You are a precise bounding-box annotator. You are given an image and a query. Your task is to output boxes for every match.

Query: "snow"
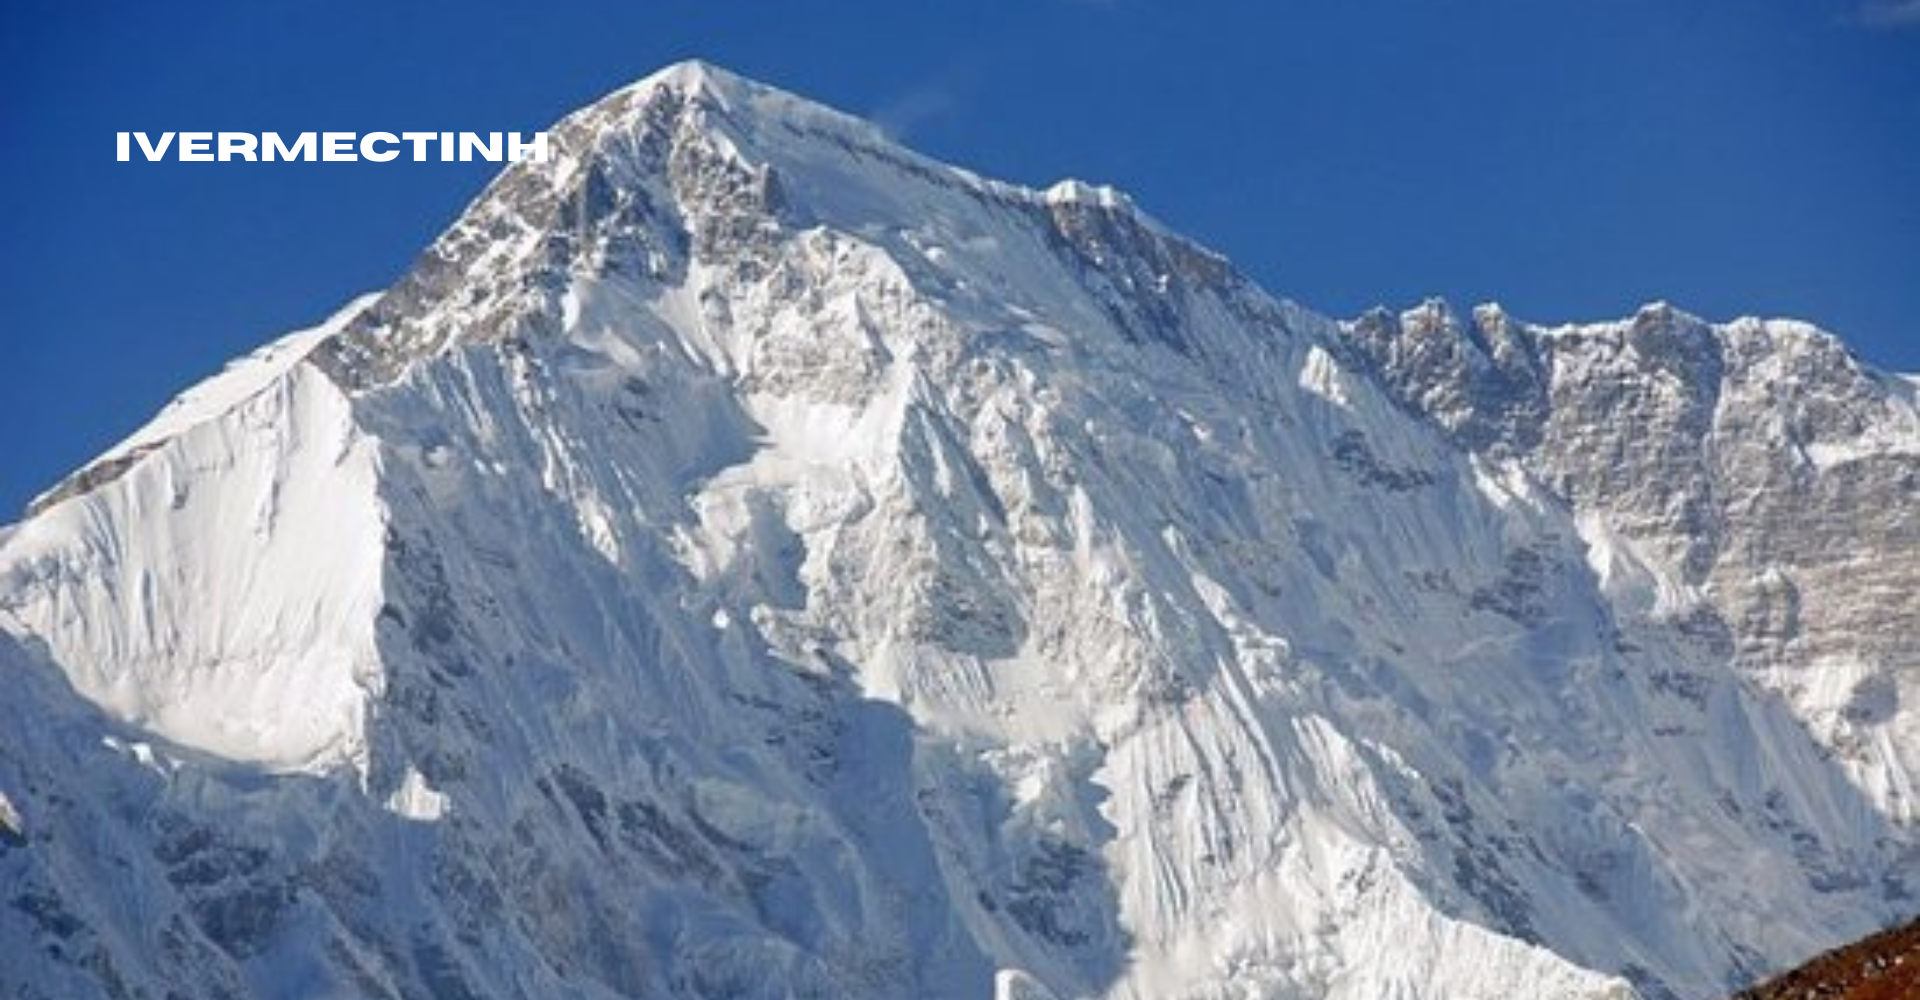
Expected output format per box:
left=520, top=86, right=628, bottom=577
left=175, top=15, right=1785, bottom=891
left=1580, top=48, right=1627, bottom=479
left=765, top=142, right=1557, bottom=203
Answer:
left=1044, top=179, right=1132, bottom=211
left=386, top=767, right=449, bottom=822
left=1573, top=509, right=1702, bottom=620
left=0, top=789, right=23, bottom=840
left=1802, top=413, right=1920, bottom=469
left=27, top=293, right=378, bottom=513
left=2, top=345, right=385, bottom=772
left=1298, top=343, right=1353, bottom=407
left=1, top=59, right=1914, bottom=1000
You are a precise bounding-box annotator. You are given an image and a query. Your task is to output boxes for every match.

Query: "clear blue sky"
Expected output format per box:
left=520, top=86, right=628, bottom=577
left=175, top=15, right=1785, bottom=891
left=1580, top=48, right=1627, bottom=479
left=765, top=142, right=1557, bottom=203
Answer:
left=3, top=0, right=1916, bottom=516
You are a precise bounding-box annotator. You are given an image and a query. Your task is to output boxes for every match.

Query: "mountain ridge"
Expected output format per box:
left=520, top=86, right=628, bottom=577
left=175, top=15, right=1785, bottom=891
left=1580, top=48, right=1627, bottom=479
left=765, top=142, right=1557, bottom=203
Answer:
left=34, top=63, right=1909, bottom=518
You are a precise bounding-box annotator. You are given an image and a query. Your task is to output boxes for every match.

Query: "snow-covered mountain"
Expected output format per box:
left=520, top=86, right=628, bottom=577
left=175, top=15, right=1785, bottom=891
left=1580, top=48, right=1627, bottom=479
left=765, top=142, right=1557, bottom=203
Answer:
left=2, top=61, right=1915, bottom=1000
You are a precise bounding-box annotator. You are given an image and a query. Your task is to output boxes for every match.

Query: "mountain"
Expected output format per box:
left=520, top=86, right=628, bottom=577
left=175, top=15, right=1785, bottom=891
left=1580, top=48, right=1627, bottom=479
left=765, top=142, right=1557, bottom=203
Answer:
left=2, top=61, right=1916, bottom=1000
left=1728, top=917, right=1918, bottom=1000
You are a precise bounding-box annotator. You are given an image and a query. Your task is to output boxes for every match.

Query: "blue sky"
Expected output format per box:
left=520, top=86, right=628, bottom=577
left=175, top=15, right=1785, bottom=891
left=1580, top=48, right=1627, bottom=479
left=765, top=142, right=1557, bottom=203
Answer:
left=2, top=0, right=1916, bottom=515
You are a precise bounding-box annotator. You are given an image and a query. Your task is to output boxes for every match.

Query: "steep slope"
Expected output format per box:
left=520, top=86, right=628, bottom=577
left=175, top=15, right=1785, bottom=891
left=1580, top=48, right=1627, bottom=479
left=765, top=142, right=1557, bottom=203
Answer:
left=2, top=61, right=1915, bottom=1000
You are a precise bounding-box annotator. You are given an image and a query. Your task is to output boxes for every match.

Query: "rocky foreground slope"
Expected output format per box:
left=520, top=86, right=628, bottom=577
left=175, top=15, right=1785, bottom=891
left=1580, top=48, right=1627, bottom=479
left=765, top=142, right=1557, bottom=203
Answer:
left=1729, top=917, right=1919, bottom=1000
left=2, top=62, right=1916, bottom=1000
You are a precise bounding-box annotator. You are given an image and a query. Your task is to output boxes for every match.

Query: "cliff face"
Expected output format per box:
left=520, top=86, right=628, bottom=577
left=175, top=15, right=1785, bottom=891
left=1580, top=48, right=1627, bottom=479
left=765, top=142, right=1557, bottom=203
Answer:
left=1, top=62, right=1914, bottom=1000
left=1344, top=301, right=1920, bottom=825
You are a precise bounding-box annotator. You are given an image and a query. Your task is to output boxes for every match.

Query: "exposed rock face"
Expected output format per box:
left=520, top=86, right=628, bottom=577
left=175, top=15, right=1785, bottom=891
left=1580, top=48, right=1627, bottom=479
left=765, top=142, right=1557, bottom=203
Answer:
left=1, top=61, right=1915, bottom=1000
left=1343, top=301, right=1920, bottom=826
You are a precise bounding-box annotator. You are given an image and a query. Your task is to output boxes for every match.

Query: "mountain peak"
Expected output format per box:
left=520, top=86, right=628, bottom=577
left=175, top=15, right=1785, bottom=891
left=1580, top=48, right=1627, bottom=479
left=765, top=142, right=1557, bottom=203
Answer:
left=586, top=58, right=889, bottom=163
left=633, top=57, right=747, bottom=96
left=7, top=64, right=1918, bottom=1000
left=308, top=60, right=1235, bottom=394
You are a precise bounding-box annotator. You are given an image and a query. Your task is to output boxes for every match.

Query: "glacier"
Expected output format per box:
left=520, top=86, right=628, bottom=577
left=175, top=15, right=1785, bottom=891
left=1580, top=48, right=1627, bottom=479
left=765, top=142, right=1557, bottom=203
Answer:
left=1, top=61, right=1915, bottom=1000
